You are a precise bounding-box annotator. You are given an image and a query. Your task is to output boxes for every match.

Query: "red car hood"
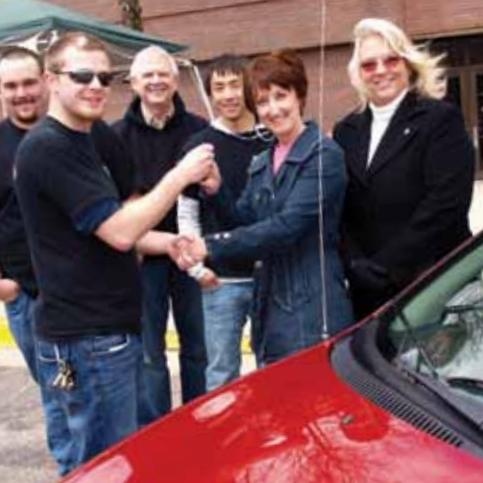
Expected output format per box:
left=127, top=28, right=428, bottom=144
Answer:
left=64, top=341, right=483, bottom=482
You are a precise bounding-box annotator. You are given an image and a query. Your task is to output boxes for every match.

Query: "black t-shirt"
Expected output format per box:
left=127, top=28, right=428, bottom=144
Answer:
left=0, top=119, right=37, bottom=295
left=91, top=119, right=135, bottom=201
left=0, top=118, right=135, bottom=298
left=15, top=117, right=141, bottom=340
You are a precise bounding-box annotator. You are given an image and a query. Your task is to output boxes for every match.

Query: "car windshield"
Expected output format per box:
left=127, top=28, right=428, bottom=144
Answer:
left=386, top=238, right=483, bottom=408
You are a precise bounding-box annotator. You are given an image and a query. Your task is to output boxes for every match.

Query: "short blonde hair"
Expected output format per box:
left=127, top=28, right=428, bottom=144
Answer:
left=45, top=32, right=110, bottom=73
left=347, top=18, right=446, bottom=108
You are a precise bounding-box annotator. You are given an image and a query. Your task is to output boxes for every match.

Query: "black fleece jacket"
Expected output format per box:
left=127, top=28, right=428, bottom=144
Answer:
left=112, top=94, right=207, bottom=233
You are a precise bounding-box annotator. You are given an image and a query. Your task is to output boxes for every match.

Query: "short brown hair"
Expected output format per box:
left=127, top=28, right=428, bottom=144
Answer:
left=45, top=32, right=110, bottom=73
left=0, top=46, right=44, bottom=74
left=248, top=50, right=308, bottom=112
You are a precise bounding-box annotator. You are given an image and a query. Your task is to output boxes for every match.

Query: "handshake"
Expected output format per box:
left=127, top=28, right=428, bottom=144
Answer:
left=167, top=235, right=220, bottom=289
left=166, top=234, right=220, bottom=288
left=167, top=233, right=208, bottom=271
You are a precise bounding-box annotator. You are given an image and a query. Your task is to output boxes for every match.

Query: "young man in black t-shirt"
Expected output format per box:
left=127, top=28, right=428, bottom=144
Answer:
left=15, top=32, right=217, bottom=473
left=0, top=48, right=79, bottom=472
left=0, top=46, right=149, bottom=476
left=178, top=55, right=272, bottom=391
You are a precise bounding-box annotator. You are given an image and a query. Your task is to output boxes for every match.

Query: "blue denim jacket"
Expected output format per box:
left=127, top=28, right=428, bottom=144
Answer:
left=206, top=121, right=353, bottom=343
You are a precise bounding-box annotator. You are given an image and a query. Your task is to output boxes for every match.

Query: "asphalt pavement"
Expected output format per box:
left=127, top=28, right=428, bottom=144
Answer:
left=0, top=349, right=58, bottom=482
left=0, top=343, right=255, bottom=483
left=0, top=347, right=183, bottom=483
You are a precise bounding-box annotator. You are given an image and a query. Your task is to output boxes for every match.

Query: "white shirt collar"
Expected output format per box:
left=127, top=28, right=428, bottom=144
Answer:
left=141, top=102, right=174, bottom=130
left=369, top=88, right=408, bottom=119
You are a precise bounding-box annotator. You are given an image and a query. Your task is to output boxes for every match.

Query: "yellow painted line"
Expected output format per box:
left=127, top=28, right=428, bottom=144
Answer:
left=166, top=329, right=252, bottom=353
left=0, top=316, right=16, bottom=348
left=166, top=329, right=179, bottom=351
left=1, top=317, right=252, bottom=354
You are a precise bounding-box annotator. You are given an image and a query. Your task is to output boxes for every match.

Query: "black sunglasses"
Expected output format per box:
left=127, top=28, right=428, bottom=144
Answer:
left=54, top=69, right=115, bottom=87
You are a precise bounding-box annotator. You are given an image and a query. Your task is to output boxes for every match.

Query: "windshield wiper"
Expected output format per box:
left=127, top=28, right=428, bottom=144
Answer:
left=399, top=365, right=483, bottom=430
left=396, top=309, right=483, bottom=430
left=397, top=309, right=439, bottom=379
left=446, top=377, right=483, bottom=392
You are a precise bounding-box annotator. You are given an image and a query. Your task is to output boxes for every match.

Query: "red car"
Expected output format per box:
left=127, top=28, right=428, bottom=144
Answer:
left=63, top=233, right=483, bottom=482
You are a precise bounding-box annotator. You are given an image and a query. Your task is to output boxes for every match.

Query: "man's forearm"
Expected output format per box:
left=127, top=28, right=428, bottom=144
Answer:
left=96, top=169, right=186, bottom=251
left=136, top=231, right=176, bottom=256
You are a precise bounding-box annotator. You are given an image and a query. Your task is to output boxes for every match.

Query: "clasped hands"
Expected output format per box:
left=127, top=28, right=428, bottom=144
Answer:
left=176, top=143, right=221, bottom=195
left=167, top=234, right=208, bottom=271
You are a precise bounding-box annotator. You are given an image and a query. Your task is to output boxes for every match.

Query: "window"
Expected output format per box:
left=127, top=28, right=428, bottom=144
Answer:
left=430, top=36, right=483, bottom=173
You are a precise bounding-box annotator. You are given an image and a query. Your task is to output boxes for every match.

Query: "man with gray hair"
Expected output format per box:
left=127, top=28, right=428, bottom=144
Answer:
left=113, top=45, right=208, bottom=424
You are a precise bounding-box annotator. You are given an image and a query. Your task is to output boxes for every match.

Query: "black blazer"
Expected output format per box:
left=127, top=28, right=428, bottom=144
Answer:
left=334, top=91, right=475, bottom=288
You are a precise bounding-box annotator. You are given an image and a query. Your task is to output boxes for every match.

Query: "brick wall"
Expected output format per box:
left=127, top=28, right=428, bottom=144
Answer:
left=49, top=0, right=120, bottom=22
left=141, top=0, right=323, bottom=60
left=323, top=44, right=357, bottom=131
left=325, top=0, right=405, bottom=46
left=406, top=1, right=483, bottom=38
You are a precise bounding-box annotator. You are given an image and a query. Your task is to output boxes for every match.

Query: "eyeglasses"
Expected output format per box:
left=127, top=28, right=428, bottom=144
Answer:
left=54, top=69, right=115, bottom=87
left=359, top=55, right=402, bottom=74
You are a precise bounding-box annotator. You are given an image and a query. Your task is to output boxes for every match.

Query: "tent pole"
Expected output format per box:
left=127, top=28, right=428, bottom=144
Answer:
left=179, top=58, right=214, bottom=121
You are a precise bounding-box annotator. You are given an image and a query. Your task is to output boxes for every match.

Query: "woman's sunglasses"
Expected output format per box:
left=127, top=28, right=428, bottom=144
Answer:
left=54, top=69, right=115, bottom=87
left=359, top=55, right=402, bottom=74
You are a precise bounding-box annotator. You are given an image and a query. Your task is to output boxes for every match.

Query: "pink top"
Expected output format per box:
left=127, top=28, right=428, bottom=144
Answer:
left=273, top=141, right=295, bottom=175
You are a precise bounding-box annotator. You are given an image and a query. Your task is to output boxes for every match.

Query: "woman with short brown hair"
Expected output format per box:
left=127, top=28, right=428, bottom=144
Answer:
left=178, top=50, right=354, bottom=364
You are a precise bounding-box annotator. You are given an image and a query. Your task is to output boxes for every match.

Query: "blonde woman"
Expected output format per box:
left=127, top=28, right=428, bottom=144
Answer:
left=334, top=18, right=475, bottom=319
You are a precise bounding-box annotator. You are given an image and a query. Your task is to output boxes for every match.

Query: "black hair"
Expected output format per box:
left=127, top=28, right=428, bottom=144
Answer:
left=204, top=53, right=255, bottom=114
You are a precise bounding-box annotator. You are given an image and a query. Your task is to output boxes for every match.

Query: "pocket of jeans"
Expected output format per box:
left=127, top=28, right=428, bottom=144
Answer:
left=92, top=334, right=130, bottom=355
left=5, top=293, right=24, bottom=317
left=36, top=340, right=59, bottom=363
left=202, top=284, right=223, bottom=295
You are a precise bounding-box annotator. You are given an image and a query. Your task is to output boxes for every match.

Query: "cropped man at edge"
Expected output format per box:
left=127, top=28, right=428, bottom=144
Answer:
left=178, top=54, right=272, bottom=391
left=0, top=47, right=46, bottom=379
left=113, top=45, right=209, bottom=423
left=14, top=33, right=216, bottom=473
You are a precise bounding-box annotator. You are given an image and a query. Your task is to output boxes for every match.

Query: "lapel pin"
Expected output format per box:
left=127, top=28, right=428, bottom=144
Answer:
left=403, top=127, right=411, bottom=135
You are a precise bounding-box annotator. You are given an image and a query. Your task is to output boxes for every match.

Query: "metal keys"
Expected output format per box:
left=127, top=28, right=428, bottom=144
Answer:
left=52, top=359, right=76, bottom=391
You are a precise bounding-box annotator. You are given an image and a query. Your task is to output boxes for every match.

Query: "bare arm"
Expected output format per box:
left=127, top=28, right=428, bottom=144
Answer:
left=95, top=144, right=215, bottom=252
left=136, top=231, right=177, bottom=256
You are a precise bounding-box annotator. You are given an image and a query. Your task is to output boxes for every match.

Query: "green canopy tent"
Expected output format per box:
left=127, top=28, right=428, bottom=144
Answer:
left=0, top=0, right=186, bottom=66
left=0, top=0, right=213, bottom=118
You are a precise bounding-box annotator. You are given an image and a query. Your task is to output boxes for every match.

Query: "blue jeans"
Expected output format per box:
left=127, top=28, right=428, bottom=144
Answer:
left=5, top=290, right=38, bottom=381
left=139, top=258, right=207, bottom=425
left=36, top=333, right=142, bottom=474
left=203, top=281, right=258, bottom=391
left=7, top=291, right=78, bottom=475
